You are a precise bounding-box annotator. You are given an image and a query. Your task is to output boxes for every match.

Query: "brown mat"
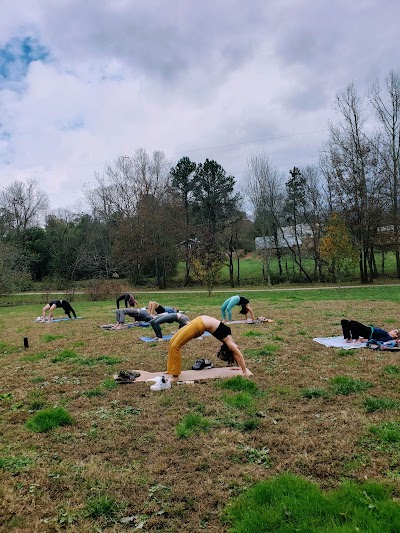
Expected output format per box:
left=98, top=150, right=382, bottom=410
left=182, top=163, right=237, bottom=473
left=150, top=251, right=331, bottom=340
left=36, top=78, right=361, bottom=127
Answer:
left=114, top=366, right=252, bottom=383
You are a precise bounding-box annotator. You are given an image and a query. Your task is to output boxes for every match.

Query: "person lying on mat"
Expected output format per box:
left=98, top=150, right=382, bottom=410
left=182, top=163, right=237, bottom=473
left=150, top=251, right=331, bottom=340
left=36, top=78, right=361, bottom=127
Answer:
left=147, top=301, right=179, bottom=316
left=221, top=295, right=255, bottom=322
left=150, top=312, right=190, bottom=339
left=42, top=300, right=77, bottom=321
left=341, top=319, right=399, bottom=343
left=114, top=308, right=152, bottom=329
left=116, top=293, right=139, bottom=309
left=166, top=315, right=248, bottom=377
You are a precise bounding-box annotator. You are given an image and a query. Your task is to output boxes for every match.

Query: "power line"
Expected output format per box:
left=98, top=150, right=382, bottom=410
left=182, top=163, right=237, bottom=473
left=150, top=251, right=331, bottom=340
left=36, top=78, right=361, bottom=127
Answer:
left=175, top=129, right=329, bottom=155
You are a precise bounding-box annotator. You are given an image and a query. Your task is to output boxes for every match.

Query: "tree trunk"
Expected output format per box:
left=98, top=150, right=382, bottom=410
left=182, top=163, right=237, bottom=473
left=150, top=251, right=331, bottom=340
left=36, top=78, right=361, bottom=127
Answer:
left=228, top=236, right=234, bottom=288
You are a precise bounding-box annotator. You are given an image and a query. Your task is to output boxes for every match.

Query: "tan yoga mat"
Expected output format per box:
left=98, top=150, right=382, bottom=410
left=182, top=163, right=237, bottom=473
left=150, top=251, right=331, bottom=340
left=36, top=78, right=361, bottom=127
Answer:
left=114, top=366, right=252, bottom=383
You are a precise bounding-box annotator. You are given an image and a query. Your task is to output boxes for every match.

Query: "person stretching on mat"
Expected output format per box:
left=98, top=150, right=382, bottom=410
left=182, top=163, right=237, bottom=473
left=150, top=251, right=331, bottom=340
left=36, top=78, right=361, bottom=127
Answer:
left=147, top=301, right=179, bottom=315
left=341, top=319, right=399, bottom=343
left=221, top=295, right=255, bottom=322
left=166, top=315, right=248, bottom=377
left=42, top=300, right=77, bottom=321
left=114, top=308, right=152, bottom=329
left=150, top=312, right=190, bottom=339
left=116, top=293, right=139, bottom=309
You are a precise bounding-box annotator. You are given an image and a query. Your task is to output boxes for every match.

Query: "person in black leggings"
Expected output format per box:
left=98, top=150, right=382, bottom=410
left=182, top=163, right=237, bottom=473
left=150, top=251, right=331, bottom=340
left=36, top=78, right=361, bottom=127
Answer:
left=114, top=308, right=152, bottom=329
left=341, top=319, right=398, bottom=343
left=42, top=300, right=77, bottom=320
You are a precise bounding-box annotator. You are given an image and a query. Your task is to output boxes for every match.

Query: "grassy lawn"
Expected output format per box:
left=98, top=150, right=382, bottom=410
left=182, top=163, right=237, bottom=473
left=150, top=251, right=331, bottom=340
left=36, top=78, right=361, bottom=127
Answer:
left=171, top=251, right=400, bottom=285
left=1, top=288, right=400, bottom=531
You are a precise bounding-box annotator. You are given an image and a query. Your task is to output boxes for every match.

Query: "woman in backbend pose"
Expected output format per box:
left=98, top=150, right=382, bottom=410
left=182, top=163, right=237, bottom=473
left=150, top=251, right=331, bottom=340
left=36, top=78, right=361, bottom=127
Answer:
left=42, top=300, right=77, bottom=321
left=114, top=308, right=152, bottom=329
left=166, top=315, right=248, bottom=377
left=147, top=301, right=178, bottom=315
left=150, top=312, right=190, bottom=339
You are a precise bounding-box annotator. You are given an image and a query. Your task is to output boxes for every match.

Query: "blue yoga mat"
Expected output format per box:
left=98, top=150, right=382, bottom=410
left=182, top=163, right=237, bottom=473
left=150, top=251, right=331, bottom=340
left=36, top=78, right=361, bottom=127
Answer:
left=140, top=335, right=173, bottom=342
left=140, top=331, right=212, bottom=342
left=34, top=316, right=83, bottom=323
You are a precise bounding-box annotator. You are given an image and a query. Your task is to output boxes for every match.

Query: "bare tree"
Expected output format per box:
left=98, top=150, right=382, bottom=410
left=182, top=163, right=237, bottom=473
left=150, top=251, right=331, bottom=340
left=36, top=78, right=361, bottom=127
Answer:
left=86, top=149, right=171, bottom=220
left=0, top=179, right=49, bottom=232
left=369, top=70, right=400, bottom=277
left=299, top=165, right=328, bottom=280
left=322, top=83, right=388, bottom=282
left=85, top=149, right=175, bottom=283
left=245, top=152, right=285, bottom=284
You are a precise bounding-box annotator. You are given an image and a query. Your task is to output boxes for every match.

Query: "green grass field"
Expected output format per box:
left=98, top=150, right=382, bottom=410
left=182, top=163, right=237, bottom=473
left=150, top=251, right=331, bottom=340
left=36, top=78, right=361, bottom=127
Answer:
left=171, top=252, right=400, bottom=286
left=1, top=287, right=400, bottom=531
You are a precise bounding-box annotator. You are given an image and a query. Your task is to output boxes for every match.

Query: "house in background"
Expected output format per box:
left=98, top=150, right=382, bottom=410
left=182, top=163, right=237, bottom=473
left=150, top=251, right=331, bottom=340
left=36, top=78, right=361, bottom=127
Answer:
left=255, top=224, right=314, bottom=252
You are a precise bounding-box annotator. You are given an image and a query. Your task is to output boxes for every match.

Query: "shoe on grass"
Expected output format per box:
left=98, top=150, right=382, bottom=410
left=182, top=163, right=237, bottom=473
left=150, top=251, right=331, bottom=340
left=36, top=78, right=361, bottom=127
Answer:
left=192, top=358, right=213, bottom=370
left=150, top=376, right=171, bottom=391
left=117, top=370, right=140, bottom=381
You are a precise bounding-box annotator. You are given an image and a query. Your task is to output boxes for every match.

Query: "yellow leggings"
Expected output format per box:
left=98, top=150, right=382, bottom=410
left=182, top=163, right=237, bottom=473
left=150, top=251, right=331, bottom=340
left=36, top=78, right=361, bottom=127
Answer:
left=167, top=316, right=206, bottom=375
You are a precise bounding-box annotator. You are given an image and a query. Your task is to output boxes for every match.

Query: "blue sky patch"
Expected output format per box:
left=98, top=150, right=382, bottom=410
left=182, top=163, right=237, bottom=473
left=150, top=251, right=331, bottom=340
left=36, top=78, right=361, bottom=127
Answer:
left=56, top=119, right=85, bottom=131
left=0, top=36, right=49, bottom=84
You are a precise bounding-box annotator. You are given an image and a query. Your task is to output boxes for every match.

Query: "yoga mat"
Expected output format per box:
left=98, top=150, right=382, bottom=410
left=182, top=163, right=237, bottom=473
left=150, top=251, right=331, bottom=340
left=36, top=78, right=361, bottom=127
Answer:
left=226, top=319, right=273, bottom=325
left=313, top=336, right=366, bottom=349
left=140, top=331, right=212, bottom=342
left=34, top=316, right=83, bottom=323
left=100, top=322, right=151, bottom=330
left=114, top=366, right=253, bottom=383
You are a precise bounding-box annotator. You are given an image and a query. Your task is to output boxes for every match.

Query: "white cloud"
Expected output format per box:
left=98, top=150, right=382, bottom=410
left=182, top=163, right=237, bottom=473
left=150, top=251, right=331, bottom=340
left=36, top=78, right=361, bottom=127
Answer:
left=0, top=0, right=399, bottom=210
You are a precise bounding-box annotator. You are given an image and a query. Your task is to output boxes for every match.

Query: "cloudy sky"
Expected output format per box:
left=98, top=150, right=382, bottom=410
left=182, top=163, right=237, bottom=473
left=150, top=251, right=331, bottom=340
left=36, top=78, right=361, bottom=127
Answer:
left=0, top=0, right=399, bottom=211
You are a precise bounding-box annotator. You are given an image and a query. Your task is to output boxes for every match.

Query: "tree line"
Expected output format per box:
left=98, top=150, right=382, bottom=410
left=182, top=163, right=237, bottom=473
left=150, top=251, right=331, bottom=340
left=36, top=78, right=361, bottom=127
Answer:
left=1, top=71, right=400, bottom=292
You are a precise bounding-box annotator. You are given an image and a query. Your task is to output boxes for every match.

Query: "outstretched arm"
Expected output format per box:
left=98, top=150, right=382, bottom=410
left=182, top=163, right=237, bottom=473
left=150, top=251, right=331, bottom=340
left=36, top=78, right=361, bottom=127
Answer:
left=246, top=304, right=255, bottom=321
left=224, top=337, right=247, bottom=376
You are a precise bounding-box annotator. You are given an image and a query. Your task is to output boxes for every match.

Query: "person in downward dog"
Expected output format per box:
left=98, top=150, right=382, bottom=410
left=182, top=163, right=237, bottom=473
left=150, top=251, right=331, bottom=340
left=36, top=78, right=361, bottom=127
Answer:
left=221, top=295, right=255, bottom=322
